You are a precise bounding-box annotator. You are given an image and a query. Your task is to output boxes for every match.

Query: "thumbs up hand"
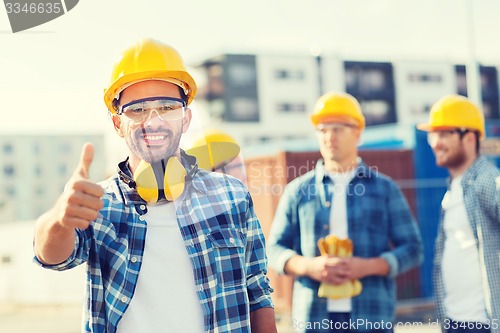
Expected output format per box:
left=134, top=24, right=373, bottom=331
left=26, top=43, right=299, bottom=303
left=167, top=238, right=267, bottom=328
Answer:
left=54, top=143, right=104, bottom=230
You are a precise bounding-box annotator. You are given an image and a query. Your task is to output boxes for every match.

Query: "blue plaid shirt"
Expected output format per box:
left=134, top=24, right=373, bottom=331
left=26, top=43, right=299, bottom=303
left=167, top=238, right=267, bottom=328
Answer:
left=35, top=156, right=274, bottom=333
left=268, top=159, right=423, bottom=333
left=433, top=156, right=500, bottom=333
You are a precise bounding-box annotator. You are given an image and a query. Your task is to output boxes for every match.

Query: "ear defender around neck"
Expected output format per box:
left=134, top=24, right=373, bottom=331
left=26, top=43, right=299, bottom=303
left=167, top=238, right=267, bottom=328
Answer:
left=133, top=157, right=187, bottom=203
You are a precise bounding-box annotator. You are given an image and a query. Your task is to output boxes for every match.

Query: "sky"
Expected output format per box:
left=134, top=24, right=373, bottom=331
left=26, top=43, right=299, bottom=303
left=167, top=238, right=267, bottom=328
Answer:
left=1, top=0, right=500, bottom=166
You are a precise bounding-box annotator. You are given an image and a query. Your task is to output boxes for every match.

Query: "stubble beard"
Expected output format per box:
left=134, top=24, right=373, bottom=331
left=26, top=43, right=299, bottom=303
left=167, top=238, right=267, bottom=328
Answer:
left=126, top=123, right=183, bottom=164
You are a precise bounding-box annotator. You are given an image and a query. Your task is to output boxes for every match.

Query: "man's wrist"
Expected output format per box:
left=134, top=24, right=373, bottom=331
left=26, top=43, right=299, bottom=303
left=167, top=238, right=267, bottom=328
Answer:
left=284, top=255, right=310, bottom=277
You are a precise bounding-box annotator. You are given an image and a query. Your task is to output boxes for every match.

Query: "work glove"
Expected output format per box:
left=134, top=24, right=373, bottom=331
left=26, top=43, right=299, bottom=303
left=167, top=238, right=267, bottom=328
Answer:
left=317, top=235, right=362, bottom=299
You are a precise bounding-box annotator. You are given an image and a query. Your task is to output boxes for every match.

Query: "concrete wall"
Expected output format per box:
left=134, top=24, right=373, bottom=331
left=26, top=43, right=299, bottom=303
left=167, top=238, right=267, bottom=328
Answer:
left=0, top=221, right=84, bottom=305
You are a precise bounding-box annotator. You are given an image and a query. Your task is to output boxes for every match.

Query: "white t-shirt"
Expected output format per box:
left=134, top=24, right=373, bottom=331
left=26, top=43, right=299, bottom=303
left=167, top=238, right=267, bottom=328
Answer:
left=327, top=169, right=356, bottom=313
left=442, top=176, right=488, bottom=323
left=118, top=202, right=204, bottom=333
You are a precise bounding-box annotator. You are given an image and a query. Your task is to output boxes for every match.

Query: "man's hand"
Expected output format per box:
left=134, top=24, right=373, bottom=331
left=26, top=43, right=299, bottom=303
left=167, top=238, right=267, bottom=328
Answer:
left=54, top=143, right=104, bottom=230
left=306, top=256, right=351, bottom=285
left=345, top=257, right=390, bottom=279
left=34, top=143, right=104, bottom=265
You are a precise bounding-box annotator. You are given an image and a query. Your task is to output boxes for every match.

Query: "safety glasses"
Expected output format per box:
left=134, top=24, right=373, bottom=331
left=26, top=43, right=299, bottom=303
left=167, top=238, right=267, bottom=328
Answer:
left=118, top=96, right=186, bottom=124
left=315, top=123, right=356, bottom=136
left=427, top=129, right=469, bottom=146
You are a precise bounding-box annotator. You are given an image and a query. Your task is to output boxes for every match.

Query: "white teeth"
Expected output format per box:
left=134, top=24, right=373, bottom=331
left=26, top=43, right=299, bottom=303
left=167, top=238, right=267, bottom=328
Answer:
left=145, top=135, right=165, bottom=140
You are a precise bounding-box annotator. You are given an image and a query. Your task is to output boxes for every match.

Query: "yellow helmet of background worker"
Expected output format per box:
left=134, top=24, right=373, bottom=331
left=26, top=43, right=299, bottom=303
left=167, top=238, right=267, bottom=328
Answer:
left=104, top=38, right=198, bottom=113
left=185, top=128, right=240, bottom=171
left=310, top=92, right=366, bottom=129
left=417, top=94, right=485, bottom=139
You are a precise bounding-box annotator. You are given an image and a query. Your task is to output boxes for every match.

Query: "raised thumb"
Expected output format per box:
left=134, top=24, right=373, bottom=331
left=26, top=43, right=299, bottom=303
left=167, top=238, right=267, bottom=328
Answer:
left=75, top=143, right=94, bottom=179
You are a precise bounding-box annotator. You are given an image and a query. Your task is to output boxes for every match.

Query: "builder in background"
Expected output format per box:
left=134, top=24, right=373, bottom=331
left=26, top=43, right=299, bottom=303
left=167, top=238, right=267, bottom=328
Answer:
left=268, top=92, right=423, bottom=333
left=418, top=95, right=499, bottom=333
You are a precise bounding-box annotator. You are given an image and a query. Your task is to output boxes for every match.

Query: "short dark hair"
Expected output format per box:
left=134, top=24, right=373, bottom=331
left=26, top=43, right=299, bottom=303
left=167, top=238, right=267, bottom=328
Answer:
left=473, top=131, right=480, bottom=154
left=178, top=86, right=188, bottom=105
left=458, top=129, right=480, bottom=154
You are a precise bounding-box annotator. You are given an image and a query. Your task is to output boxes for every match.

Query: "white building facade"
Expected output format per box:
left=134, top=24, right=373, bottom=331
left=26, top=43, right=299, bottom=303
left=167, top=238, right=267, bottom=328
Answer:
left=0, top=134, right=105, bottom=222
left=196, top=53, right=500, bottom=149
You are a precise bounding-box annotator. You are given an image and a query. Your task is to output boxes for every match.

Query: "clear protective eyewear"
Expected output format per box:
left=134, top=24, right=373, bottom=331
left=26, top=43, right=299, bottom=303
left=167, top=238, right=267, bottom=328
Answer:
left=118, top=96, right=186, bottom=124
left=426, top=129, right=469, bottom=146
left=315, top=123, right=356, bottom=136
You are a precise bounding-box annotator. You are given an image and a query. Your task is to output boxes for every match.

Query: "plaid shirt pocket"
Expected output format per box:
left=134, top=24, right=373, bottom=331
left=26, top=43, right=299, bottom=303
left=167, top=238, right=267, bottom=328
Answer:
left=208, top=228, right=247, bottom=288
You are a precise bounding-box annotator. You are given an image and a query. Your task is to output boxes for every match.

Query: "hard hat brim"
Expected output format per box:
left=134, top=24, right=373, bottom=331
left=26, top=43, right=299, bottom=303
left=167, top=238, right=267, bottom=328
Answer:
left=311, top=114, right=364, bottom=128
left=417, top=123, right=485, bottom=140
left=416, top=123, right=433, bottom=132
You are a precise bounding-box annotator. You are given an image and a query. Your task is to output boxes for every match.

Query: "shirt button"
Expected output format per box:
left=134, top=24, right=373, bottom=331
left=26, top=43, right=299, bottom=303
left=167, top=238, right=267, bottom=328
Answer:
left=229, top=237, right=235, bottom=244
left=140, top=204, right=146, bottom=210
left=325, top=201, right=331, bottom=207
left=323, top=225, right=329, bottom=231
left=121, top=296, right=128, bottom=303
left=139, top=215, right=145, bottom=221
left=131, top=257, right=138, bottom=263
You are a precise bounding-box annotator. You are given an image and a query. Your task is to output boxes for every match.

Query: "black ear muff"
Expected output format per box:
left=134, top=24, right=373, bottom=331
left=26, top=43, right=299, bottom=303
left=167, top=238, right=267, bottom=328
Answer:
left=133, top=157, right=187, bottom=203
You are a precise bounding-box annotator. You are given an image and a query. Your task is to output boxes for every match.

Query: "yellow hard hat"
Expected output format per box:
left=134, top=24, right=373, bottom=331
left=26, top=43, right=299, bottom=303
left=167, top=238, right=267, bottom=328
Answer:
left=104, top=38, right=197, bottom=113
left=310, top=92, right=365, bottom=129
left=417, top=94, right=485, bottom=139
left=185, top=129, right=240, bottom=171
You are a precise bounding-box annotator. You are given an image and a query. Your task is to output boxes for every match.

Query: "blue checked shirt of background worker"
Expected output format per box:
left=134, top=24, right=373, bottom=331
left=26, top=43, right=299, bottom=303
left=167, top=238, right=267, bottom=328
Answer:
left=34, top=158, right=274, bottom=333
left=433, top=156, right=500, bottom=333
left=268, top=159, right=423, bottom=332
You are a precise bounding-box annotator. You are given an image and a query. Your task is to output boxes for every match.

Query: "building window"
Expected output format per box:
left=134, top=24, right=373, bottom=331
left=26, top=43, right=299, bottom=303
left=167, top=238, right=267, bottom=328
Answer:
left=208, top=99, right=225, bottom=119
left=34, top=165, right=41, bottom=176
left=6, top=186, right=15, bottom=196
left=4, top=165, right=15, bottom=176
left=1, top=255, right=12, bottom=264
left=410, top=103, right=433, bottom=116
left=274, top=69, right=305, bottom=80
left=35, top=186, right=45, bottom=196
left=3, top=144, right=13, bottom=154
left=58, top=164, right=67, bottom=175
left=228, top=63, right=256, bottom=87
left=360, top=100, right=392, bottom=125
left=345, top=67, right=388, bottom=94
left=345, top=61, right=397, bottom=126
left=276, top=102, right=307, bottom=113
left=482, top=101, right=494, bottom=119
left=455, top=65, right=499, bottom=119
left=60, top=143, right=71, bottom=154
left=408, top=73, right=442, bottom=83
left=226, top=98, right=259, bottom=122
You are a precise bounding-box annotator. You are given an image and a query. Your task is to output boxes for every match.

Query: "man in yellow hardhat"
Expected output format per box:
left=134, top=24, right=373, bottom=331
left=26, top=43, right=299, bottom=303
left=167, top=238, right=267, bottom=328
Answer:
left=33, top=38, right=276, bottom=333
left=418, top=94, right=500, bottom=333
left=268, top=92, right=423, bottom=332
left=185, top=128, right=247, bottom=185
